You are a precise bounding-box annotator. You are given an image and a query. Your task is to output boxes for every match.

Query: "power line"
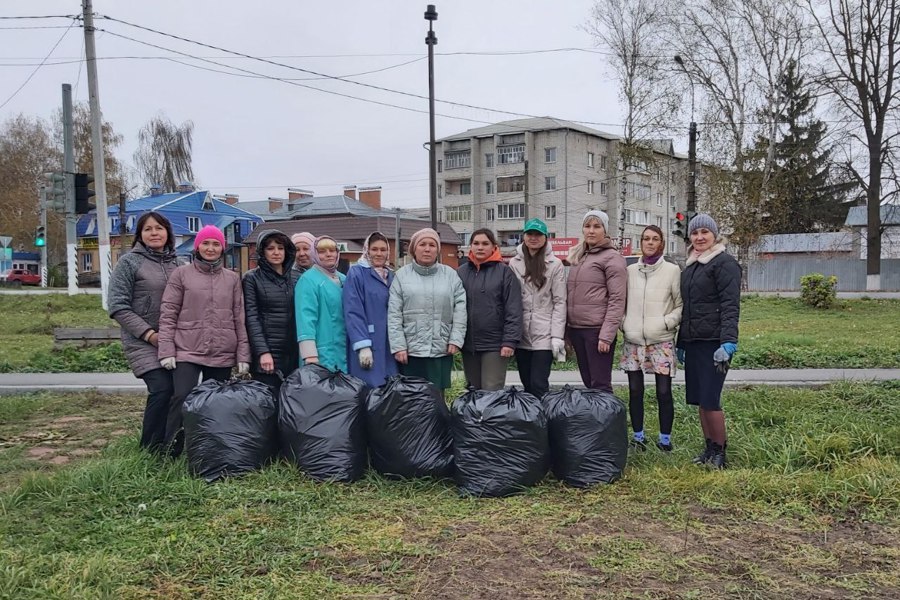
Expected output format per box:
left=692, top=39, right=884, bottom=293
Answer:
left=0, top=15, right=76, bottom=20
left=0, top=18, right=76, bottom=111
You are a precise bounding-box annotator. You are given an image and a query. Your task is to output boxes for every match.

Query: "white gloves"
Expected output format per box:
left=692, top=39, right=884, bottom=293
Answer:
left=551, top=338, right=566, bottom=362
left=358, top=347, right=374, bottom=369
left=237, top=362, right=250, bottom=375
left=160, top=357, right=176, bottom=371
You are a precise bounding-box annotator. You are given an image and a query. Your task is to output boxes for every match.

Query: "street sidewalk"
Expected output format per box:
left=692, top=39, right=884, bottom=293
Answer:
left=0, top=369, right=898, bottom=395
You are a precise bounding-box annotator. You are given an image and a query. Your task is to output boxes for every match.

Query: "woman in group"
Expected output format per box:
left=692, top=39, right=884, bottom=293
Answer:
left=158, top=225, right=251, bottom=456
left=677, top=214, right=741, bottom=469
left=296, top=235, right=347, bottom=371
left=291, top=231, right=315, bottom=276
left=242, top=229, right=299, bottom=391
left=508, top=218, right=567, bottom=399
left=457, top=228, right=522, bottom=390
left=620, top=225, right=682, bottom=452
left=566, top=210, right=628, bottom=393
left=388, top=227, right=467, bottom=396
left=108, top=211, right=178, bottom=453
left=343, top=232, right=397, bottom=387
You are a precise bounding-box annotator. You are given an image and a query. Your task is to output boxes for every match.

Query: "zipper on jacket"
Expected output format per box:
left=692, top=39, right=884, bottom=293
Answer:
left=641, top=270, right=648, bottom=346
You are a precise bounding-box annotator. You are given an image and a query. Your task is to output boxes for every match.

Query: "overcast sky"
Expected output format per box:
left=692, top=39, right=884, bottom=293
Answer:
left=1, top=1, right=642, bottom=208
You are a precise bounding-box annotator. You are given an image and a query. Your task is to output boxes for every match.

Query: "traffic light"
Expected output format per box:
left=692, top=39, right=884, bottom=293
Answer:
left=399, top=241, right=409, bottom=258
left=44, top=172, right=67, bottom=212
left=34, top=226, right=46, bottom=247
left=673, top=212, right=687, bottom=240
left=74, top=173, right=96, bottom=214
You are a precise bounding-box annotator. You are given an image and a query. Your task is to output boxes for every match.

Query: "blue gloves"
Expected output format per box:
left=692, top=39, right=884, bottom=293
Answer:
left=676, top=348, right=685, bottom=364
left=720, top=342, right=738, bottom=358
left=714, top=343, right=737, bottom=374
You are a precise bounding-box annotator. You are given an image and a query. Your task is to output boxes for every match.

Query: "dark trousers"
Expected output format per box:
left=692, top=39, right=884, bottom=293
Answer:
left=252, top=371, right=284, bottom=397
left=138, top=368, right=174, bottom=453
left=626, top=371, right=674, bottom=435
left=515, top=349, right=554, bottom=399
left=461, top=350, right=509, bottom=391
left=568, top=327, right=616, bottom=393
left=166, top=362, right=233, bottom=457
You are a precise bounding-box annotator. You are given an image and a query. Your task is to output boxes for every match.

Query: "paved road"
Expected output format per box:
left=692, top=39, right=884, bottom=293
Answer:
left=1, top=369, right=897, bottom=395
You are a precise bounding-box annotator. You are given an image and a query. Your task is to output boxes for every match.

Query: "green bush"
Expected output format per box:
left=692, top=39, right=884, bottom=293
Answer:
left=800, top=272, right=838, bottom=308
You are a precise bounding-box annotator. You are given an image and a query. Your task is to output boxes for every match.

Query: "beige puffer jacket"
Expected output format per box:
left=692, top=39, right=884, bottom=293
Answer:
left=508, top=243, right=567, bottom=351
left=621, top=257, right=683, bottom=346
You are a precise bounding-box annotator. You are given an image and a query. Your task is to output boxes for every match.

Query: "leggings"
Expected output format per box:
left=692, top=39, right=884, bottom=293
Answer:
left=626, top=371, right=674, bottom=435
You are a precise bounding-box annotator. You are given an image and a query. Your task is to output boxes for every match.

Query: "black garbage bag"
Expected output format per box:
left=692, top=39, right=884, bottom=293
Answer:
left=278, top=364, right=368, bottom=482
left=542, top=384, right=628, bottom=486
left=451, top=386, right=549, bottom=497
left=365, top=374, right=453, bottom=479
left=182, top=378, right=278, bottom=483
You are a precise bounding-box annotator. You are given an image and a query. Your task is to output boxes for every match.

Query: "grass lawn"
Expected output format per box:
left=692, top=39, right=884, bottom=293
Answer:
left=1, top=381, right=898, bottom=599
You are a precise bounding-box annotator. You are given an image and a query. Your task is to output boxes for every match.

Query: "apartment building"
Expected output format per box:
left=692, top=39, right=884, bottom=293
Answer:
left=435, top=117, right=689, bottom=257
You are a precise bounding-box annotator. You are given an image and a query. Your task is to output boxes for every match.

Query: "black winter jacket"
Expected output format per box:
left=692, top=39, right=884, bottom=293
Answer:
left=457, top=259, right=523, bottom=352
left=677, top=247, right=741, bottom=346
left=242, top=230, right=300, bottom=375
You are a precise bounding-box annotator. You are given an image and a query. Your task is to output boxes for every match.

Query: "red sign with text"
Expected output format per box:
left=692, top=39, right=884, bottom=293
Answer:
left=551, top=237, right=580, bottom=260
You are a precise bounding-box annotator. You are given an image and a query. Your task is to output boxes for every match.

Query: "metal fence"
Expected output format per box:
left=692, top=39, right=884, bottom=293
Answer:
left=747, top=257, right=900, bottom=291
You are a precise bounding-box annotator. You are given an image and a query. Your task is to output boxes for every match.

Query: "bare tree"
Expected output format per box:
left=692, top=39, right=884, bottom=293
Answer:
left=807, top=0, right=900, bottom=290
left=133, top=114, right=195, bottom=193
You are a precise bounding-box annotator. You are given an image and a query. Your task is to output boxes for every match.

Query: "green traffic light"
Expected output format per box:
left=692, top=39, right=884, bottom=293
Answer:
left=35, top=237, right=46, bottom=247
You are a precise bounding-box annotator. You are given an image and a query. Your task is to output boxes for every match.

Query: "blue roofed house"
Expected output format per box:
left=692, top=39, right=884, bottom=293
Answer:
left=76, top=184, right=263, bottom=280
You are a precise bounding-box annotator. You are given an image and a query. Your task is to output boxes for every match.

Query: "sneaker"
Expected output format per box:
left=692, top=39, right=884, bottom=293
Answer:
left=707, top=442, right=727, bottom=470
left=656, top=441, right=674, bottom=452
left=692, top=439, right=712, bottom=465
left=629, top=438, right=647, bottom=452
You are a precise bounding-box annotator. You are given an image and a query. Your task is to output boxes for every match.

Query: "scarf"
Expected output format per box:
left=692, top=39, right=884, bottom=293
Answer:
left=467, top=245, right=503, bottom=270
left=360, top=232, right=390, bottom=282
left=311, top=235, right=340, bottom=274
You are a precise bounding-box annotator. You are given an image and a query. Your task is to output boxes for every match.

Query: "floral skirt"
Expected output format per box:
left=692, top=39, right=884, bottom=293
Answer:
left=620, top=341, right=677, bottom=377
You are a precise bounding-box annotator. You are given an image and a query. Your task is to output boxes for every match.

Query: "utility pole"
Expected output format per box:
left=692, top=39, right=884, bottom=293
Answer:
left=523, top=159, right=529, bottom=221
left=425, top=5, right=438, bottom=230
left=82, top=0, right=111, bottom=308
left=394, top=208, right=402, bottom=267
left=39, top=190, right=48, bottom=288
left=687, top=121, right=697, bottom=215
left=62, top=84, right=79, bottom=295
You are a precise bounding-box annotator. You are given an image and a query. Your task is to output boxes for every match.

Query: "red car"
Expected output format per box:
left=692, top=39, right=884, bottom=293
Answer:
left=5, top=269, right=41, bottom=285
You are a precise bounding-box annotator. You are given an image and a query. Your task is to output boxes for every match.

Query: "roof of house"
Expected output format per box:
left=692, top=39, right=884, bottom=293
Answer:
left=437, top=117, right=621, bottom=143
left=751, top=232, right=854, bottom=254
left=237, top=194, right=395, bottom=220
left=845, top=204, right=900, bottom=227
left=244, top=216, right=459, bottom=246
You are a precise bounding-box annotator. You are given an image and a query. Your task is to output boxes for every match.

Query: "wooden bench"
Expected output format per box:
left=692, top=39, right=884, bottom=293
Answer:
left=53, top=327, right=121, bottom=349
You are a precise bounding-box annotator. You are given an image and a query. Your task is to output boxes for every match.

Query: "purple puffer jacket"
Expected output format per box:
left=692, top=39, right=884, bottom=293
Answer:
left=158, top=260, right=251, bottom=367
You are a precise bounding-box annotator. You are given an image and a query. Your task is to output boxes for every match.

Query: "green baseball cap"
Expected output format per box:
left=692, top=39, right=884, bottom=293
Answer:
left=523, top=218, right=548, bottom=236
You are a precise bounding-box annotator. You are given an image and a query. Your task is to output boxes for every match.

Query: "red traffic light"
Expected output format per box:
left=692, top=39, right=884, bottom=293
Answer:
left=675, top=212, right=686, bottom=221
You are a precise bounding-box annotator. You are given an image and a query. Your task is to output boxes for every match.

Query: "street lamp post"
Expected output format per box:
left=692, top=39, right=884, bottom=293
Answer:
left=425, top=5, right=438, bottom=230
left=674, top=55, right=698, bottom=218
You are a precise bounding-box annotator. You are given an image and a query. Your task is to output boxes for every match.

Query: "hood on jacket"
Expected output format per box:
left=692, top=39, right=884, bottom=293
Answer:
left=467, top=246, right=503, bottom=270
left=256, top=229, right=296, bottom=275
left=132, top=240, right=177, bottom=263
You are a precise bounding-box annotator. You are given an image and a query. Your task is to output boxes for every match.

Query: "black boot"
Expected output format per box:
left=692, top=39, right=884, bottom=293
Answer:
left=708, top=442, right=727, bottom=470
left=692, top=438, right=712, bottom=465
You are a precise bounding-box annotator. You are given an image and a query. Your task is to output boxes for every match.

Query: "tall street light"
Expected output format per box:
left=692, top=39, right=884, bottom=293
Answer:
left=425, top=5, right=438, bottom=230
left=674, top=55, right=698, bottom=219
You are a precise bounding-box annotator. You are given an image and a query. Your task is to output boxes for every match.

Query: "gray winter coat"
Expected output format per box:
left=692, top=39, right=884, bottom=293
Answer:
left=107, top=243, right=178, bottom=377
left=388, top=261, right=467, bottom=358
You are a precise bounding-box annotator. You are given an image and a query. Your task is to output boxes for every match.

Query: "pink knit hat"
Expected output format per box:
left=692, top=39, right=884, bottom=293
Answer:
left=291, top=231, right=316, bottom=249
left=409, top=228, right=440, bottom=261
left=193, top=225, right=225, bottom=250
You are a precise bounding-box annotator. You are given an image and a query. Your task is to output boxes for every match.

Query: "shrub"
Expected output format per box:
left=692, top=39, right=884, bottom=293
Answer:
left=800, top=273, right=838, bottom=308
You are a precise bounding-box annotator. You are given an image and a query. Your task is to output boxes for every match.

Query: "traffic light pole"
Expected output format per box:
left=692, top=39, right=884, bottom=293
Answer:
left=39, top=192, right=48, bottom=288
left=687, top=121, right=697, bottom=215
left=83, top=0, right=111, bottom=308
left=62, top=84, right=79, bottom=295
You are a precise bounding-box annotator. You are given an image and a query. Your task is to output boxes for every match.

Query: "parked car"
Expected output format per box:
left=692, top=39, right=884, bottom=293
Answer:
left=5, top=269, right=41, bottom=285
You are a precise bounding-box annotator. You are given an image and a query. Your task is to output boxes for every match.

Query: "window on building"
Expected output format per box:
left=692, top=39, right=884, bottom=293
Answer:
left=656, top=215, right=663, bottom=227
left=545, top=147, right=557, bottom=163
left=670, top=194, right=676, bottom=208
left=437, top=159, right=442, bottom=173
left=545, top=176, right=557, bottom=191
left=439, top=210, right=443, bottom=221
left=587, top=152, right=594, bottom=168
left=438, top=185, right=442, bottom=199
left=82, top=253, right=92, bottom=272
left=600, top=182, right=608, bottom=195
left=126, top=216, right=136, bottom=232
left=671, top=172, right=677, bottom=183
left=459, top=232, right=471, bottom=246
left=497, top=144, right=525, bottom=164
left=587, top=180, right=594, bottom=194
left=497, top=203, right=526, bottom=219
left=485, top=153, right=494, bottom=168
left=486, top=181, right=494, bottom=195
left=459, top=181, right=472, bottom=195
left=485, top=208, right=495, bottom=221
left=545, top=205, right=557, bottom=219
left=670, top=240, right=677, bottom=253
left=657, top=193, right=663, bottom=206
left=600, top=155, right=608, bottom=170
left=496, top=175, right=525, bottom=193
left=446, top=205, right=472, bottom=222
left=445, top=151, right=471, bottom=169
left=110, top=216, right=119, bottom=231
left=86, top=218, right=96, bottom=235
left=187, top=216, right=200, bottom=232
